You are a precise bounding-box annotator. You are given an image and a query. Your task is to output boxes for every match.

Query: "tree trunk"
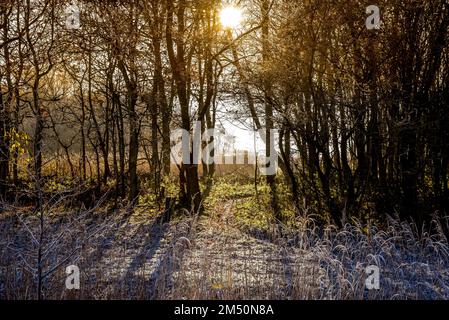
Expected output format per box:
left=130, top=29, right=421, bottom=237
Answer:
left=166, top=0, right=201, bottom=212
left=262, top=0, right=281, bottom=220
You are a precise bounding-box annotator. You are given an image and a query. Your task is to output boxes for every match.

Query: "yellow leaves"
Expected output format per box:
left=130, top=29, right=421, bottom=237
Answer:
left=9, top=129, right=30, bottom=157
left=10, top=141, right=20, bottom=150
left=211, top=283, right=223, bottom=290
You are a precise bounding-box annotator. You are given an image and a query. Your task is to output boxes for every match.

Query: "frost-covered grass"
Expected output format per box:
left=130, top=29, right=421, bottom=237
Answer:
left=1, top=190, right=448, bottom=300
left=165, top=212, right=449, bottom=300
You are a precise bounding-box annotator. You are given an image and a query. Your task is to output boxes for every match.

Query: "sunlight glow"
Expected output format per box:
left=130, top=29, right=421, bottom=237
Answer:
left=220, top=7, right=242, bottom=29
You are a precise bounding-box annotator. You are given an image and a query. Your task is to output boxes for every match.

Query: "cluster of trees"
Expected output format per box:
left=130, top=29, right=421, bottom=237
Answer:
left=1, top=0, right=448, bottom=228
left=266, top=0, right=449, bottom=227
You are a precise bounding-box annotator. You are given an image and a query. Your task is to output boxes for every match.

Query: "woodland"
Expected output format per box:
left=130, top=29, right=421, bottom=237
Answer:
left=0, top=0, right=449, bottom=300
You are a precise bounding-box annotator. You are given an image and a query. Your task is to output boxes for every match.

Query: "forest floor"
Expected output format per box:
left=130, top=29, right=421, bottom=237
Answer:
left=58, top=200, right=318, bottom=300
left=1, top=181, right=449, bottom=300
left=0, top=196, right=337, bottom=300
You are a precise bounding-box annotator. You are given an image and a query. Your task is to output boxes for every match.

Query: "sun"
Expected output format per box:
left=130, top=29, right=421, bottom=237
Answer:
left=220, top=6, right=242, bottom=29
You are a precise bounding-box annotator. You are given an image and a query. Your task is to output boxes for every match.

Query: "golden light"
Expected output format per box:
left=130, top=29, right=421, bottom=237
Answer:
left=220, top=6, right=242, bottom=29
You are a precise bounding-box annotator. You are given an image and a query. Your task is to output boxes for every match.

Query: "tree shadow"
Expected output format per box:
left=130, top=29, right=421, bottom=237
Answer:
left=119, top=221, right=170, bottom=299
